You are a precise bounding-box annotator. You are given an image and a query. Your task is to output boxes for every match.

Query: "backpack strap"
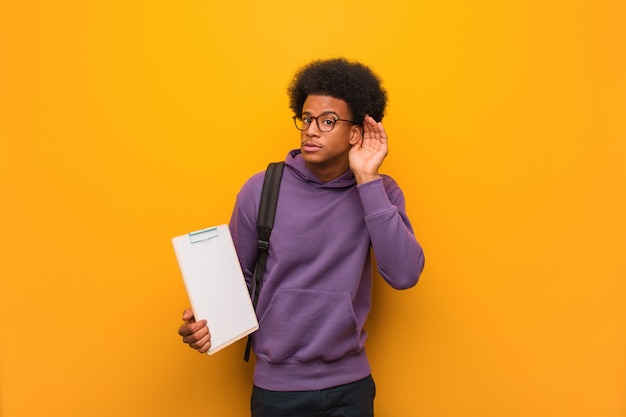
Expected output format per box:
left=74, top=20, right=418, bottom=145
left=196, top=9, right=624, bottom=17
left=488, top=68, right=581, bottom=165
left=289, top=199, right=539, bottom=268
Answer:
left=244, top=161, right=285, bottom=362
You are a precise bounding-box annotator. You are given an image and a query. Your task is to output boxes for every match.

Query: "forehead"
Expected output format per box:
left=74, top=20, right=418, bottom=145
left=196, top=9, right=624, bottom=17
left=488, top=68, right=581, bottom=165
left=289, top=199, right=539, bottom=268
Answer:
left=302, top=95, right=350, bottom=116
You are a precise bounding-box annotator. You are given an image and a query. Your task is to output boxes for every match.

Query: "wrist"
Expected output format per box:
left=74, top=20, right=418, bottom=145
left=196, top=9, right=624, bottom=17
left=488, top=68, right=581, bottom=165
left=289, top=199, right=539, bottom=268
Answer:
left=354, top=173, right=381, bottom=184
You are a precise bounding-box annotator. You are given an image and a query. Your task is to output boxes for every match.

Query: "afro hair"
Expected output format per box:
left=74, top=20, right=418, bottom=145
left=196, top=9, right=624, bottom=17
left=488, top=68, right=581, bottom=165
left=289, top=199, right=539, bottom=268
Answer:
left=287, top=58, right=388, bottom=125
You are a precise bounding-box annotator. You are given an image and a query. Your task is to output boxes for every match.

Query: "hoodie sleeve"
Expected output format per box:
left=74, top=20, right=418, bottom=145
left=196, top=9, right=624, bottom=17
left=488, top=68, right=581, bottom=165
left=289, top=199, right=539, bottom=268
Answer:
left=357, top=176, right=425, bottom=289
left=229, top=173, right=265, bottom=290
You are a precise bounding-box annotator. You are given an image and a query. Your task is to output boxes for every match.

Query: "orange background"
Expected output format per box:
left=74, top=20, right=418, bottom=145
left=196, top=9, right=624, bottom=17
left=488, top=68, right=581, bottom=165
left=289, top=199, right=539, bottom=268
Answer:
left=1, top=1, right=625, bottom=416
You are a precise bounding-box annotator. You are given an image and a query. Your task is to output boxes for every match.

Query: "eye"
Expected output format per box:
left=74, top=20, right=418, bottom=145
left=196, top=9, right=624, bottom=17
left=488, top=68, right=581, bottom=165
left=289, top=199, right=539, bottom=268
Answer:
left=302, top=116, right=312, bottom=124
left=320, top=115, right=336, bottom=126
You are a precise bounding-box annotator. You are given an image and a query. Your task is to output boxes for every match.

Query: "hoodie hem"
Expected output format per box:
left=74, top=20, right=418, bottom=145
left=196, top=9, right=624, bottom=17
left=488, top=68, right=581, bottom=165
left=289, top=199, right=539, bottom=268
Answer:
left=253, top=351, right=371, bottom=391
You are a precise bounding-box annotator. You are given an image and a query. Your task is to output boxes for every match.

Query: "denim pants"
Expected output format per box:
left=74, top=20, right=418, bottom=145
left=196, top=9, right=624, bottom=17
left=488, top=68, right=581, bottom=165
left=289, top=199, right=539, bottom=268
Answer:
left=250, top=375, right=376, bottom=417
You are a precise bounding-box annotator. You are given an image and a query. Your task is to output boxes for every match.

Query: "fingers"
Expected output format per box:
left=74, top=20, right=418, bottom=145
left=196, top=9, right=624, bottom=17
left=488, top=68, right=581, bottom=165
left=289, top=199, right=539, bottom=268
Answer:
left=362, top=115, right=387, bottom=141
left=178, top=308, right=211, bottom=353
left=364, top=114, right=379, bottom=127
left=182, top=326, right=212, bottom=353
left=180, top=322, right=212, bottom=353
left=178, top=317, right=208, bottom=337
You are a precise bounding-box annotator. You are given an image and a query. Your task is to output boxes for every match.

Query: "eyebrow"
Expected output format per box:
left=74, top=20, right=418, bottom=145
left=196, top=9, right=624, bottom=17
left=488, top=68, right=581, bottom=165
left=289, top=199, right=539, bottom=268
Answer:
left=301, top=111, right=340, bottom=117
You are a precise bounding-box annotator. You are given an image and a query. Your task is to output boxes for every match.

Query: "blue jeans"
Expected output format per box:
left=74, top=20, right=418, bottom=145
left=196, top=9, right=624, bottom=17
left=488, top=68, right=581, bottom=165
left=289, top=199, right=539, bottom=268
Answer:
left=251, top=375, right=376, bottom=417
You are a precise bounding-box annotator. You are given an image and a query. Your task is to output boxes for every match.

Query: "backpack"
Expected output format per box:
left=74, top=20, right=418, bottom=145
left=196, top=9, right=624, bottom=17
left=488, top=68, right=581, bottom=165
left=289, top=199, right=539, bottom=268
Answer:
left=244, top=161, right=285, bottom=362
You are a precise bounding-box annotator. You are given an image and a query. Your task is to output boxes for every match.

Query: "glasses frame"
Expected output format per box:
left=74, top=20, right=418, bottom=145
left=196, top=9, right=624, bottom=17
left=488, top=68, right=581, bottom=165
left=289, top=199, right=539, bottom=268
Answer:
left=292, top=113, right=357, bottom=132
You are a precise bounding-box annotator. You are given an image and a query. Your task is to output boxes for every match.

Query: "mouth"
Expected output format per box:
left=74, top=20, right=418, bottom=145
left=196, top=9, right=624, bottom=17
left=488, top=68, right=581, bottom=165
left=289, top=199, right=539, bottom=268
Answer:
left=302, top=141, right=322, bottom=152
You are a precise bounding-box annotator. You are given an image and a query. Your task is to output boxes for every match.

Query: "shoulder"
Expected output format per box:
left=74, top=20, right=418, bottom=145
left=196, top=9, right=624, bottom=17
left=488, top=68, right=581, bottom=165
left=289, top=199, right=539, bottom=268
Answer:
left=239, top=170, right=266, bottom=194
left=235, top=170, right=265, bottom=213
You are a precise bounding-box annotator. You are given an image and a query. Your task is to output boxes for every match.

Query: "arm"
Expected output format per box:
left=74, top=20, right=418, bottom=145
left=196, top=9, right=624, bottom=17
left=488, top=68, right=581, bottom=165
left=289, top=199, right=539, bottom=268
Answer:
left=359, top=177, right=425, bottom=289
left=177, top=175, right=261, bottom=355
left=228, top=179, right=264, bottom=291
left=350, top=115, right=425, bottom=289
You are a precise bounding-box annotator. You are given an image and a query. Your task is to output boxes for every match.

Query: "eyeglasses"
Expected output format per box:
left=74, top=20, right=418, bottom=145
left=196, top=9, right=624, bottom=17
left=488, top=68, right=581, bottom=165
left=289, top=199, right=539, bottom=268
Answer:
left=292, top=113, right=356, bottom=132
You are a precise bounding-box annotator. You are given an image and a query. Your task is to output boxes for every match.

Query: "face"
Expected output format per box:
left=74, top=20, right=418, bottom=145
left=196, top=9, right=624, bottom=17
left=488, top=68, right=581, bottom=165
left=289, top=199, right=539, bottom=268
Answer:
left=299, top=95, right=361, bottom=180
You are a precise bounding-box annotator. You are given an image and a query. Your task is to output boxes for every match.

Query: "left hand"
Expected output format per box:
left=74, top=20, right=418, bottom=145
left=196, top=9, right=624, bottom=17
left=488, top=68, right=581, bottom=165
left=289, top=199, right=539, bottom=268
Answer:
left=349, top=115, right=388, bottom=184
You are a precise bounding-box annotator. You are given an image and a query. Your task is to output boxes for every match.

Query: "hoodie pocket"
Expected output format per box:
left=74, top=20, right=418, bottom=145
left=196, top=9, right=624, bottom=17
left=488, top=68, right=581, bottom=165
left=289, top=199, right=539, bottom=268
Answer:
left=255, top=288, right=361, bottom=363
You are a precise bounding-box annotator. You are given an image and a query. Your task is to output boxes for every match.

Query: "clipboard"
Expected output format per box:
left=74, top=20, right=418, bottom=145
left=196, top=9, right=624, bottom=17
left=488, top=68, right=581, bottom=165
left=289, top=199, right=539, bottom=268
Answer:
left=172, top=224, right=258, bottom=355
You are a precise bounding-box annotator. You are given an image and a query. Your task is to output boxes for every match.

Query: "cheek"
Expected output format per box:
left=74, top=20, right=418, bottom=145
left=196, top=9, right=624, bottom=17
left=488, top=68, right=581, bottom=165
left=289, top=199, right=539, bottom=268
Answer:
left=335, top=137, right=354, bottom=152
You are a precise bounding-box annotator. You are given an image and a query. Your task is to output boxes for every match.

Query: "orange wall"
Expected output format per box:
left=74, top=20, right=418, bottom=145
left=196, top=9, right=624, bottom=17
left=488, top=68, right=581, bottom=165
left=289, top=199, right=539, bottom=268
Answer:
left=1, top=1, right=625, bottom=416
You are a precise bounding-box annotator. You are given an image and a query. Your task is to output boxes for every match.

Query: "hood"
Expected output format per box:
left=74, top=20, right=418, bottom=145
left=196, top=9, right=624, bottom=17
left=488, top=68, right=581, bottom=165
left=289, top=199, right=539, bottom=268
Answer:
left=285, top=149, right=356, bottom=190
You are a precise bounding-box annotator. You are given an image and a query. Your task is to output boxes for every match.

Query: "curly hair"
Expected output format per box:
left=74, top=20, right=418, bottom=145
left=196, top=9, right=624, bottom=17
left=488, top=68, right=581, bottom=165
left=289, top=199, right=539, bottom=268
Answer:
left=287, top=58, right=388, bottom=124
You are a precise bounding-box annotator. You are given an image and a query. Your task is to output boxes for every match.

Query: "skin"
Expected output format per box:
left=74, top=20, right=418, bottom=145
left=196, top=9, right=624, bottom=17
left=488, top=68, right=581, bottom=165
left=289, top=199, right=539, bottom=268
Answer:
left=178, top=308, right=211, bottom=353
left=300, top=95, right=388, bottom=184
left=178, top=94, right=390, bottom=353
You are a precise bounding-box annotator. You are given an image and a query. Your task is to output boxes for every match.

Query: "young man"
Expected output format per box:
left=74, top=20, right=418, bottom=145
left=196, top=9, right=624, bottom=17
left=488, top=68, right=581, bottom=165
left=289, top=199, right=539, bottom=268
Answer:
left=178, top=58, right=425, bottom=417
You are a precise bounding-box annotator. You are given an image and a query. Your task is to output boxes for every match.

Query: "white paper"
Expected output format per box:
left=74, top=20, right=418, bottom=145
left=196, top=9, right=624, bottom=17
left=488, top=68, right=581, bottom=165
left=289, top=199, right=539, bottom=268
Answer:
left=172, top=224, right=258, bottom=355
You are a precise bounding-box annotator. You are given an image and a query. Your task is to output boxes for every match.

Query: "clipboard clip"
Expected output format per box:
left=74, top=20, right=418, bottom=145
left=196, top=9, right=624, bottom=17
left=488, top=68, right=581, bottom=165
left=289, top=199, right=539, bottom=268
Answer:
left=188, top=227, right=219, bottom=243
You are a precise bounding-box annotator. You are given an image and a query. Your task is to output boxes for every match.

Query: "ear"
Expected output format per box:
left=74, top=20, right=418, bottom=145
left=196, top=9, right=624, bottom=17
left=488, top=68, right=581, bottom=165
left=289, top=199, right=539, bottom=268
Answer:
left=349, top=125, right=362, bottom=145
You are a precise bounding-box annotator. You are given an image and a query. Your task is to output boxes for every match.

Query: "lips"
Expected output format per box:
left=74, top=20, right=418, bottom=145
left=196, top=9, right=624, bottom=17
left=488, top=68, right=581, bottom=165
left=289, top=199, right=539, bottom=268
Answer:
left=302, top=142, right=322, bottom=152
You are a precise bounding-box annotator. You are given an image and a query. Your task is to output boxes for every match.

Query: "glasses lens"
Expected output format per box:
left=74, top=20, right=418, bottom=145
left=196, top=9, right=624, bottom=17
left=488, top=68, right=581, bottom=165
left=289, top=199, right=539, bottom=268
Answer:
left=318, top=115, right=336, bottom=132
left=294, top=116, right=307, bottom=131
left=293, top=115, right=337, bottom=131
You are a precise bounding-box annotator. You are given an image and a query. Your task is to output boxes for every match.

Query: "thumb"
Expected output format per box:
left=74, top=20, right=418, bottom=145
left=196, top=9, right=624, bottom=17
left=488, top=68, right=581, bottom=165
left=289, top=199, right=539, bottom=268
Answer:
left=181, top=308, right=195, bottom=321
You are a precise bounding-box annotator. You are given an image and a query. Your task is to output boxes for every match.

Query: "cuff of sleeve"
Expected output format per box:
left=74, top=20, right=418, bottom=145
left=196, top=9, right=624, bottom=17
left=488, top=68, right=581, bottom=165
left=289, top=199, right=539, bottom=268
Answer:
left=357, top=177, right=393, bottom=217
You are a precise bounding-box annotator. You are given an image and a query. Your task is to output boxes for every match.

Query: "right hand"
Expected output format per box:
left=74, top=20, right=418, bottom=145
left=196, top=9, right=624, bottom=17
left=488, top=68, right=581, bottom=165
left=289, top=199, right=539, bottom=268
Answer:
left=178, top=308, right=212, bottom=354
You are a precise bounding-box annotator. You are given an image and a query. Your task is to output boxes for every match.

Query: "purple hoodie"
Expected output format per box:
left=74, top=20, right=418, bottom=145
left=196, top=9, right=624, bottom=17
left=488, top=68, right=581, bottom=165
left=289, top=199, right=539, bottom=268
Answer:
left=229, top=149, right=424, bottom=391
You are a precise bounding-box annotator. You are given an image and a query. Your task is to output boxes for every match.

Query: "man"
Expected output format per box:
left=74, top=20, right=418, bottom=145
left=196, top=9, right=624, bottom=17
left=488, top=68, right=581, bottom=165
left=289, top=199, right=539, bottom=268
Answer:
left=178, top=58, right=425, bottom=417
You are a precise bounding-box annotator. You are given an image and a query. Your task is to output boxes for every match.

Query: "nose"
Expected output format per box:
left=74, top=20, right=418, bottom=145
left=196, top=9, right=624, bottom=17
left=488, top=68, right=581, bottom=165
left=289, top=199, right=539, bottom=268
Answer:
left=305, top=117, right=321, bottom=135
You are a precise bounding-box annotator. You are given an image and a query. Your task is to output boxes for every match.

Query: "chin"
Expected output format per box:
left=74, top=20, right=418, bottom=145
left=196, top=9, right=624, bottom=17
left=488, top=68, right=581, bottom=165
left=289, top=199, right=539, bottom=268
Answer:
left=301, top=154, right=326, bottom=166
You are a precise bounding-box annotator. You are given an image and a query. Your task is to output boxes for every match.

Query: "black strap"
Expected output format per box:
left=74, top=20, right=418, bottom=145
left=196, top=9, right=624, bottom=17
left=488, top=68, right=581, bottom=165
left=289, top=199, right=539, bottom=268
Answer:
left=244, top=161, right=284, bottom=362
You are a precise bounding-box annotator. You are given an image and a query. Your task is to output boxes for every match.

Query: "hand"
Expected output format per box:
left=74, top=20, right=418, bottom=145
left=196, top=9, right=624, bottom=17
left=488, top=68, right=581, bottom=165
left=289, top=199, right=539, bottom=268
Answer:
left=349, top=115, right=388, bottom=184
left=178, top=308, right=212, bottom=354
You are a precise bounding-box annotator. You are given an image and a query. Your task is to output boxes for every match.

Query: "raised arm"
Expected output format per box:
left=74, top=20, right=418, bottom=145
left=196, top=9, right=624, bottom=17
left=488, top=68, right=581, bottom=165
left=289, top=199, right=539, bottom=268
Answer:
left=351, top=116, right=425, bottom=289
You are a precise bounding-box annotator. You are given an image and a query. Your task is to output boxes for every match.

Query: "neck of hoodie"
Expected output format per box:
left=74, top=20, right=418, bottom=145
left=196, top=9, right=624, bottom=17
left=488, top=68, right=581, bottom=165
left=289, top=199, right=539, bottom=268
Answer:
left=287, top=149, right=356, bottom=189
